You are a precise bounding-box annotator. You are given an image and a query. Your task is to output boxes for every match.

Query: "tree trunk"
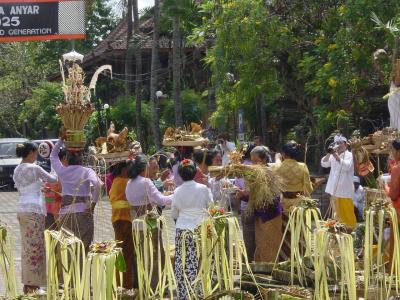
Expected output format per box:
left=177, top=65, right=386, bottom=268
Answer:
left=258, top=94, right=268, bottom=144
left=392, top=36, right=400, bottom=70
left=150, top=0, right=162, bottom=149
left=173, top=15, right=183, bottom=127
left=124, top=0, right=133, bottom=97
left=132, top=0, right=142, bottom=144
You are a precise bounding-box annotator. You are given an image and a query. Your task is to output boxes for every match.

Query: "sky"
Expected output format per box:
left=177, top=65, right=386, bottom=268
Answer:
left=139, top=0, right=154, bottom=9
left=111, top=0, right=154, bottom=16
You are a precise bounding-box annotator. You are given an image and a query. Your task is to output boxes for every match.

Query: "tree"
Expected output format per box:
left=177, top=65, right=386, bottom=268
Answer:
left=162, top=89, right=207, bottom=126
left=0, top=43, right=53, bottom=137
left=163, top=0, right=196, bottom=127
left=192, top=0, right=400, bottom=161
left=125, top=0, right=133, bottom=97
left=133, top=0, right=143, bottom=145
left=172, top=12, right=183, bottom=127
left=150, top=0, right=162, bottom=149
left=192, top=0, right=282, bottom=143
left=19, top=82, right=64, bottom=139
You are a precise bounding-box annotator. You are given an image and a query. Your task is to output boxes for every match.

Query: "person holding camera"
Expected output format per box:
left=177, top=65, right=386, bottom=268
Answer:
left=321, top=134, right=357, bottom=228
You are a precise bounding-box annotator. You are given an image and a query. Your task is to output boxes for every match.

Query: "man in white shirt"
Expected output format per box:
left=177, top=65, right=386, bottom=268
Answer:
left=321, top=134, right=357, bottom=228
left=216, top=134, right=236, bottom=166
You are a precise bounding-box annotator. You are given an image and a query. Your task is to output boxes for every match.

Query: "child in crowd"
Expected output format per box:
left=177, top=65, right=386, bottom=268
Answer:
left=43, top=147, right=67, bottom=229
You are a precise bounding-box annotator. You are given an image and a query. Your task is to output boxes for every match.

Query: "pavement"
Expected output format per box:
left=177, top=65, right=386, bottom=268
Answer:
left=0, top=192, right=177, bottom=296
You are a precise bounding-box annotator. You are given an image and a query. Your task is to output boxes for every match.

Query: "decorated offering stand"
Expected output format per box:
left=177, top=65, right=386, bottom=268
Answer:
left=363, top=197, right=400, bottom=299
left=313, top=220, right=357, bottom=300
left=355, top=127, right=400, bottom=156
left=57, top=58, right=94, bottom=151
left=132, top=208, right=175, bottom=300
left=195, top=206, right=253, bottom=298
left=45, top=228, right=86, bottom=300
left=92, top=122, right=141, bottom=164
left=162, top=122, right=208, bottom=147
left=84, top=241, right=125, bottom=300
left=276, top=197, right=321, bottom=287
left=0, top=222, right=17, bottom=299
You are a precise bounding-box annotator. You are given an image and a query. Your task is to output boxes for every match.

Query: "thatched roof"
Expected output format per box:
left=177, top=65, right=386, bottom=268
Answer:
left=83, top=17, right=172, bottom=64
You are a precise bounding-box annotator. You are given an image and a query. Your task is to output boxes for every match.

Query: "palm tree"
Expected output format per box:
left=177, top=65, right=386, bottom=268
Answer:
left=150, top=0, right=162, bottom=149
left=133, top=0, right=143, bottom=144
left=163, top=0, right=193, bottom=127
left=125, top=0, right=133, bottom=97
left=172, top=14, right=183, bottom=127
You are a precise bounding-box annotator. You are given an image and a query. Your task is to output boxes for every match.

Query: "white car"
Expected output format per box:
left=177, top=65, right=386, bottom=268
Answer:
left=0, top=138, right=28, bottom=189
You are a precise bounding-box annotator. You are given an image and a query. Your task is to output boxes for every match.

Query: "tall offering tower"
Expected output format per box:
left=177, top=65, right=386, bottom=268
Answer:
left=57, top=51, right=94, bottom=150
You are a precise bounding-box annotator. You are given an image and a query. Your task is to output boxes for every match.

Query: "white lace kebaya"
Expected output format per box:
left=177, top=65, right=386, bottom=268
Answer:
left=13, top=163, right=57, bottom=215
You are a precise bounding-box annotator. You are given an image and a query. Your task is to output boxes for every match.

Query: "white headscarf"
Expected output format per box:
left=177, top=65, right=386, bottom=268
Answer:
left=334, top=134, right=347, bottom=144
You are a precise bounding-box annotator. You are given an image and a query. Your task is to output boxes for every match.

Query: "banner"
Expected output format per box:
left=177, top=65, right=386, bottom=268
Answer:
left=0, top=0, right=85, bottom=42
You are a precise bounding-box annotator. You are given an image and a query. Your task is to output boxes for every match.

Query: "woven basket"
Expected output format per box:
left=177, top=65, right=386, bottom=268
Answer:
left=65, top=130, right=86, bottom=150
left=364, top=188, right=389, bottom=208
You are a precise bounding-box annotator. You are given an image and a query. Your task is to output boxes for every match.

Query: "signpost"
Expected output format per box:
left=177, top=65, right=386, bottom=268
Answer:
left=238, top=109, right=245, bottom=143
left=0, top=0, right=85, bottom=42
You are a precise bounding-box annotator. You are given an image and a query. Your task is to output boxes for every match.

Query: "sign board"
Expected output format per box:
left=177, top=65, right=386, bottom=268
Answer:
left=0, top=0, right=85, bottom=42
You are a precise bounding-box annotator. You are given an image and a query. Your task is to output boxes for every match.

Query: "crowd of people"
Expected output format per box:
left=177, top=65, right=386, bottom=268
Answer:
left=10, top=132, right=400, bottom=298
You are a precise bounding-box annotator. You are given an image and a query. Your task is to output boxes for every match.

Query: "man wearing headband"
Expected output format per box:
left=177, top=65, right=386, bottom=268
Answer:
left=321, top=134, right=357, bottom=228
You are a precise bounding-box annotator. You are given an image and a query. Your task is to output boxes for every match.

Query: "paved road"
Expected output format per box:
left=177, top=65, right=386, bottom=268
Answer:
left=0, top=192, right=176, bottom=296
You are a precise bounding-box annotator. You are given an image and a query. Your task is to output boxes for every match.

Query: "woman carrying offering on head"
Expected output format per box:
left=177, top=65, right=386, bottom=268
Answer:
left=50, top=137, right=102, bottom=253
left=171, top=159, right=213, bottom=300
left=13, top=142, right=58, bottom=294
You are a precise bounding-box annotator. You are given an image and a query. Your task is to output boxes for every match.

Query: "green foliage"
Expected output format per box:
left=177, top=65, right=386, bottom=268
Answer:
left=110, top=96, right=152, bottom=129
left=85, top=96, right=152, bottom=144
left=161, top=90, right=207, bottom=126
left=0, top=43, right=53, bottom=137
left=192, top=0, right=284, bottom=131
left=191, top=0, right=400, bottom=144
left=162, top=0, right=201, bottom=37
left=0, top=0, right=117, bottom=139
left=19, top=82, right=64, bottom=138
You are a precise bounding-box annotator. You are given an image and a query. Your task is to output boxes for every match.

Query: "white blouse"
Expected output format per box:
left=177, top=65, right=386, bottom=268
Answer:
left=125, top=176, right=173, bottom=207
left=13, top=163, right=57, bottom=215
left=171, top=180, right=213, bottom=230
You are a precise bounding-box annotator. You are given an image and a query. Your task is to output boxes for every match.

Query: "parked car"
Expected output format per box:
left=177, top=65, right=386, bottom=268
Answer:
left=0, top=138, right=28, bottom=189
left=33, top=139, right=59, bottom=172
